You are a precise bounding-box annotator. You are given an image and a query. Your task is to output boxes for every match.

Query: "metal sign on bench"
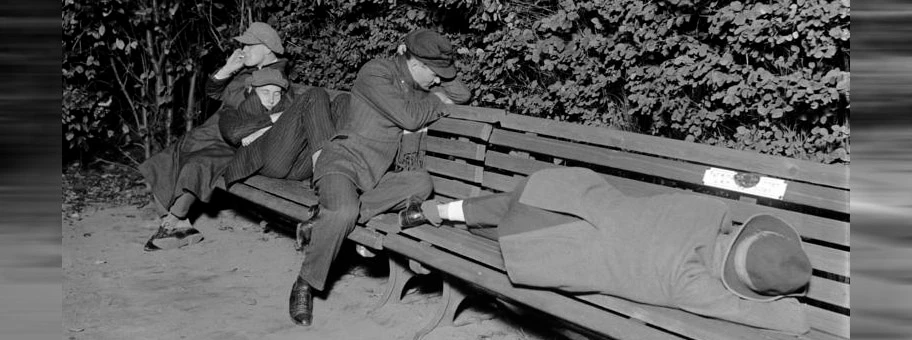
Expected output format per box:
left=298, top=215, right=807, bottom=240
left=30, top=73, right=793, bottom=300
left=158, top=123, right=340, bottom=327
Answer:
left=702, top=167, right=788, bottom=200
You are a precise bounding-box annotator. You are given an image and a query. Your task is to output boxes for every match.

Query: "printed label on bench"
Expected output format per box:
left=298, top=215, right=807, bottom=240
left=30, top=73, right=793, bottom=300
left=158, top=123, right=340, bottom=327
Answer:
left=702, top=167, right=788, bottom=199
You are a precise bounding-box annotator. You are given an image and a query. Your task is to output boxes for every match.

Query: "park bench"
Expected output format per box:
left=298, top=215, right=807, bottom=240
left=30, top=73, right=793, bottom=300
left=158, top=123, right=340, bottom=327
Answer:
left=218, top=88, right=849, bottom=340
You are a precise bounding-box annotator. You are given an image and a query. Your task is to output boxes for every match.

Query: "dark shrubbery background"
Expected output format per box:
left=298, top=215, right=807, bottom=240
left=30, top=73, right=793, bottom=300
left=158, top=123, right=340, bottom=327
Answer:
left=63, top=0, right=850, bottom=167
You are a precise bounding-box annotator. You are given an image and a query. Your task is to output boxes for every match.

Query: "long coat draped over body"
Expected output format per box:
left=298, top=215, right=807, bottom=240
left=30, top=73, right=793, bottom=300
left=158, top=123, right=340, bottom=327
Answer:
left=314, top=56, right=471, bottom=191
left=139, top=60, right=288, bottom=208
left=497, top=167, right=809, bottom=335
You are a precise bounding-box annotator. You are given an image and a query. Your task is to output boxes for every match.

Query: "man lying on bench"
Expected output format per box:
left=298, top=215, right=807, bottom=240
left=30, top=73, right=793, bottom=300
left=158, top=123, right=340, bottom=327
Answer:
left=398, top=167, right=812, bottom=335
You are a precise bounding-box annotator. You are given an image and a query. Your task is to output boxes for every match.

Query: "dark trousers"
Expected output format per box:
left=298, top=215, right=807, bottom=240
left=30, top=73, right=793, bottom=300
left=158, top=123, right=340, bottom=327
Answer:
left=299, top=170, right=434, bottom=291
left=462, top=179, right=581, bottom=240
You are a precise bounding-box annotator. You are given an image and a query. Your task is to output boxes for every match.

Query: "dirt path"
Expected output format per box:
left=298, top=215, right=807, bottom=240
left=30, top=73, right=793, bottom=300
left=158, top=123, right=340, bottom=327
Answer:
left=62, top=203, right=559, bottom=340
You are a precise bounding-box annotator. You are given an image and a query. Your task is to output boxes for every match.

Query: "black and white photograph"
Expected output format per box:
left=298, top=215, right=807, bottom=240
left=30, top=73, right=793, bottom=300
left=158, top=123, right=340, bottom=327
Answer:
left=21, top=0, right=898, bottom=338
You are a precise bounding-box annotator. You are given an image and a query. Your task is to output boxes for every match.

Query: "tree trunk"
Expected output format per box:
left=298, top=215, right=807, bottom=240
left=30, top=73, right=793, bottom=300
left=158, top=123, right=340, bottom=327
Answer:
left=142, top=107, right=151, bottom=161
left=164, top=71, right=175, bottom=146
left=185, top=67, right=198, bottom=132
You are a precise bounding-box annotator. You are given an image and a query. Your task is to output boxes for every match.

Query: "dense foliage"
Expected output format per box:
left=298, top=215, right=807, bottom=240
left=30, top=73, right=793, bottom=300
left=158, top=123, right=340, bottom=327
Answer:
left=63, top=0, right=850, bottom=165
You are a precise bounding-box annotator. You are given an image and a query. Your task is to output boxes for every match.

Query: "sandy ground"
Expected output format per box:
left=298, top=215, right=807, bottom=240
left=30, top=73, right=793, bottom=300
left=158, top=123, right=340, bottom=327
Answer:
left=61, top=201, right=563, bottom=340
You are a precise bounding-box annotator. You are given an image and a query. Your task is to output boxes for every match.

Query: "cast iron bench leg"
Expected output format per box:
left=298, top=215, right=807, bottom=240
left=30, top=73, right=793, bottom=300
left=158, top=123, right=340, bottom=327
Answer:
left=371, top=255, right=416, bottom=312
left=412, top=277, right=470, bottom=340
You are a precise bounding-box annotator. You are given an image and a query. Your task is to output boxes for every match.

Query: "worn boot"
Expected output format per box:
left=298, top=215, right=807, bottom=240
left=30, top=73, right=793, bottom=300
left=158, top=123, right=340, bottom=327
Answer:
left=288, top=275, right=314, bottom=326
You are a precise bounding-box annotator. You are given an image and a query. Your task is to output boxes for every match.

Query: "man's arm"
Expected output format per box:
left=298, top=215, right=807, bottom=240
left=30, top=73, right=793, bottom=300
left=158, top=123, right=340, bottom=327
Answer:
left=205, top=49, right=248, bottom=107
left=218, top=100, right=273, bottom=147
left=431, top=77, right=472, bottom=105
left=672, top=263, right=810, bottom=335
left=352, top=60, right=449, bottom=131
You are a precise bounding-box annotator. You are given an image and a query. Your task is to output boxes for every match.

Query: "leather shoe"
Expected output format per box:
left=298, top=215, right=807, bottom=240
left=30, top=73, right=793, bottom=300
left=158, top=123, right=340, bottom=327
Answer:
left=289, top=276, right=314, bottom=326
left=295, top=206, right=320, bottom=251
left=143, top=218, right=204, bottom=252
left=398, top=199, right=428, bottom=229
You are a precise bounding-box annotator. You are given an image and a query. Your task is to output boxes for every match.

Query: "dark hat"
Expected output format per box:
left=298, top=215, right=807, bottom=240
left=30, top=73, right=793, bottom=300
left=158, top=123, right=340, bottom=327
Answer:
left=405, top=28, right=457, bottom=79
left=722, top=214, right=812, bottom=301
left=234, top=22, right=284, bottom=54
left=245, top=68, right=288, bottom=89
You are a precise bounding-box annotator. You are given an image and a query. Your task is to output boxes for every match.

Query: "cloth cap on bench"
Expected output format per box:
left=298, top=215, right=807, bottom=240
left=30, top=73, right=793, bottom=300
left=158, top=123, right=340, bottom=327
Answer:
left=722, top=214, right=812, bottom=301
left=234, top=22, right=285, bottom=54
left=404, top=28, right=456, bottom=79
left=246, top=68, right=288, bottom=89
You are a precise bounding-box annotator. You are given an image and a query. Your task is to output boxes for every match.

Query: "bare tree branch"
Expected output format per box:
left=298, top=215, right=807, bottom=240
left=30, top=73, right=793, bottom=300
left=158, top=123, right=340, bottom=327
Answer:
left=110, top=56, right=142, bottom=130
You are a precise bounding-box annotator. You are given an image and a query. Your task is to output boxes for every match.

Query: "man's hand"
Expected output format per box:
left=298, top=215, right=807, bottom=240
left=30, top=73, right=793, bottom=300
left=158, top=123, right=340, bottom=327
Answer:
left=241, top=126, right=271, bottom=146
left=432, top=91, right=455, bottom=105
left=396, top=44, right=407, bottom=55
left=311, top=149, right=322, bottom=168
left=269, top=112, right=283, bottom=123
left=214, top=49, right=245, bottom=79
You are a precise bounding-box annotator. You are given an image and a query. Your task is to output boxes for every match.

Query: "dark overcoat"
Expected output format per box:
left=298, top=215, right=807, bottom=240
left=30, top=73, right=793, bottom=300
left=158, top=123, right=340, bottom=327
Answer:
left=139, top=60, right=288, bottom=208
left=314, top=56, right=470, bottom=190
left=497, top=167, right=809, bottom=335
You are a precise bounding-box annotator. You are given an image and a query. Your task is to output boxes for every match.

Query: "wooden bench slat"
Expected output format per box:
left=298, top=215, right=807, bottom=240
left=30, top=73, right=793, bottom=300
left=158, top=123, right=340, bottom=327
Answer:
left=425, top=156, right=484, bottom=183
left=241, top=175, right=317, bottom=206
left=430, top=175, right=480, bottom=199
left=807, top=276, right=849, bottom=309
left=805, top=306, right=850, bottom=339
left=425, top=135, right=486, bottom=161
left=365, top=218, right=686, bottom=340
left=448, top=105, right=507, bottom=123
left=805, top=243, right=850, bottom=278
left=225, top=183, right=315, bottom=222
left=489, top=129, right=848, bottom=214
left=367, top=216, right=846, bottom=340
left=484, top=151, right=850, bottom=247
left=427, top=117, right=493, bottom=140
left=496, top=114, right=848, bottom=190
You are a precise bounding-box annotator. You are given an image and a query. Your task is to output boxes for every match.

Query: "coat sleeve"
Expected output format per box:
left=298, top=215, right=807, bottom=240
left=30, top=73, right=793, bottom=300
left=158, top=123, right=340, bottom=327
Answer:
left=352, top=60, right=448, bottom=131
left=218, top=95, right=273, bottom=147
left=671, top=262, right=811, bottom=335
left=431, top=77, right=472, bottom=104
left=205, top=72, right=250, bottom=109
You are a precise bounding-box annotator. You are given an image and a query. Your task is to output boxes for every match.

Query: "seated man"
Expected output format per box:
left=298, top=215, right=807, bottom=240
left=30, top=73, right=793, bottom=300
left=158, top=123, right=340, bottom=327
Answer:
left=287, top=28, right=471, bottom=327
left=398, top=167, right=813, bottom=335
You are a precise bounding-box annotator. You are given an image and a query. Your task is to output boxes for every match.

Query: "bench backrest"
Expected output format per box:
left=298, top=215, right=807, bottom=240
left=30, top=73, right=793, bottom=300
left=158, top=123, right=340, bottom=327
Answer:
left=421, top=106, right=849, bottom=340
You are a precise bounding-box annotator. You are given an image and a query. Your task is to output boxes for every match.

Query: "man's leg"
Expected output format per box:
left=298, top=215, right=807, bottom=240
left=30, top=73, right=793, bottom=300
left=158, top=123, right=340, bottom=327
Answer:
left=300, top=88, right=335, bottom=162
left=358, top=170, right=434, bottom=224
left=461, top=193, right=512, bottom=228
left=329, top=93, right=350, bottom=130
left=144, top=191, right=204, bottom=251
left=298, top=174, right=361, bottom=292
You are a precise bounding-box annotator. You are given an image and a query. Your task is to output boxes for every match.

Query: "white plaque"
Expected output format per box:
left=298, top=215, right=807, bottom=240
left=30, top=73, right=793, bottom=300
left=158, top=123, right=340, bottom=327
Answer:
left=701, top=167, right=788, bottom=200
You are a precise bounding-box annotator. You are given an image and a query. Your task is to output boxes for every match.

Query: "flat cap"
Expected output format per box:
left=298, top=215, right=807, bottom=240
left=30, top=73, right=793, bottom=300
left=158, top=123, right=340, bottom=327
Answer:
left=405, top=28, right=456, bottom=79
left=234, top=22, right=284, bottom=54
left=246, top=68, right=288, bottom=89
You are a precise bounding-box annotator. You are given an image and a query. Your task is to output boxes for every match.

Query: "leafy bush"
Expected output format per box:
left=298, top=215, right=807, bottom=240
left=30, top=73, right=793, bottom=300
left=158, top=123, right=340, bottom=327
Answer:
left=268, top=0, right=849, bottom=163
left=63, top=0, right=850, bottom=165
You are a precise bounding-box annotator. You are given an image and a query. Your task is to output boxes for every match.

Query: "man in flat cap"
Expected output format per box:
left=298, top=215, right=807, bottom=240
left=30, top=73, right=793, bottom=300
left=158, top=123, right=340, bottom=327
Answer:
left=206, top=22, right=288, bottom=109
left=139, top=22, right=336, bottom=251
left=398, top=167, right=813, bottom=335
left=287, top=28, right=472, bottom=326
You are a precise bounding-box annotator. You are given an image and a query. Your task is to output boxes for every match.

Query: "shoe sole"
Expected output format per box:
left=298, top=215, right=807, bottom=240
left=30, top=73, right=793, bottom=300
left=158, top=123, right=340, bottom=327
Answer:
left=144, top=233, right=204, bottom=251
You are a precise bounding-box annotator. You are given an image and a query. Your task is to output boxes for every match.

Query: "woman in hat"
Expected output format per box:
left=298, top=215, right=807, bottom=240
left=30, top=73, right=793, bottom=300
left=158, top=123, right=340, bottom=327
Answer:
left=398, top=167, right=813, bottom=335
